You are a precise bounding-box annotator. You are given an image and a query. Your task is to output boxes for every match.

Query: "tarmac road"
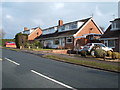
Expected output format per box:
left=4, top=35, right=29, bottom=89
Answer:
left=2, top=48, right=119, bottom=89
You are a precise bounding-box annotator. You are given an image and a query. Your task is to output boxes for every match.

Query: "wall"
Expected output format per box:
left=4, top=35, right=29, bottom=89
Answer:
left=74, top=19, right=102, bottom=49
left=52, top=50, right=68, bottom=54
left=28, top=28, right=42, bottom=40
left=65, top=37, right=74, bottom=49
left=75, top=20, right=102, bottom=37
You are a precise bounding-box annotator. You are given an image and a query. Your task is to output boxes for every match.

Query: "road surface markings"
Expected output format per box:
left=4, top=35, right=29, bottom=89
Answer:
left=5, top=57, right=20, bottom=66
left=31, top=70, right=76, bottom=90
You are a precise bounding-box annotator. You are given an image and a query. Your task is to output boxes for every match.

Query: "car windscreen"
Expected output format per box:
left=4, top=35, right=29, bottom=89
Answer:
left=96, top=44, right=106, bottom=47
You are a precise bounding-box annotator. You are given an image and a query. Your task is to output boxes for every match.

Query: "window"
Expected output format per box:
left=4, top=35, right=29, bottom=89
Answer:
left=66, top=37, right=72, bottom=43
left=54, top=39, right=59, bottom=45
left=108, top=40, right=115, bottom=48
left=111, top=20, right=120, bottom=30
left=36, top=32, right=39, bottom=35
left=104, top=40, right=108, bottom=47
left=69, top=22, right=77, bottom=29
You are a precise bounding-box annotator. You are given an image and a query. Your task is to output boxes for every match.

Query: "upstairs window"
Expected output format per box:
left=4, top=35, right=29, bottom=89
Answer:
left=111, top=20, right=120, bottom=30
left=69, top=22, right=77, bottom=29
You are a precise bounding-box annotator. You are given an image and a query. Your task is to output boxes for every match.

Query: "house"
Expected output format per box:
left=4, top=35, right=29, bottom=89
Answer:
left=22, top=27, right=42, bottom=41
left=100, top=18, right=120, bottom=52
left=36, top=17, right=103, bottom=49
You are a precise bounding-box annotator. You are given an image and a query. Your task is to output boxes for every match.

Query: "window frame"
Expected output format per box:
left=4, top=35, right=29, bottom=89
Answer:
left=66, top=37, right=73, bottom=44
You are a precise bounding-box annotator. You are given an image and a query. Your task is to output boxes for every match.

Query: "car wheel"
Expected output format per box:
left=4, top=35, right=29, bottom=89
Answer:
left=91, top=50, right=95, bottom=56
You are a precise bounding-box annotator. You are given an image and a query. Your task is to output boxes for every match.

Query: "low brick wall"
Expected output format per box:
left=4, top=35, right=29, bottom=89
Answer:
left=6, top=45, right=16, bottom=48
left=52, top=50, right=68, bottom=54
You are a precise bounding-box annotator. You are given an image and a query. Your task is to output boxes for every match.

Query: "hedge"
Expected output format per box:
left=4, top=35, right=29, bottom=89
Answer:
left=0, top=39, right=15, bottom=46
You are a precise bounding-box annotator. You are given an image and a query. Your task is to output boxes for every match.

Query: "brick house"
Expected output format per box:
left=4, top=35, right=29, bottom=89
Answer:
left=100, top=18, right=120, bottom=52
left=22, top=27, right=42, bottom=41
left=36, top=17, right=103, bottom=49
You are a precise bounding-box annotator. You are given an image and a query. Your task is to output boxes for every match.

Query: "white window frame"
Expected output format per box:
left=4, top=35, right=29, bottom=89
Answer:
left=104, top=40, right=108, bottom=47
left=104, top=39, right=115, bottom=48
left=108, top=39, right=115, bottom=48
left=66, top=37, right=73, bottom=44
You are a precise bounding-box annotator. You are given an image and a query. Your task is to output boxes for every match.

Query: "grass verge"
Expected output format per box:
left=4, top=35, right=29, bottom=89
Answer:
left=43, top=55, right=120, bottom=72
left=3, top=47, right=19, bottom=51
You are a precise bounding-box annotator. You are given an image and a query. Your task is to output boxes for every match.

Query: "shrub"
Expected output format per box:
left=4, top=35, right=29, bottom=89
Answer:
left=33, top=40, right=43, bottom=48
left=94, top=48, right=106, bottom=58
left=80, top=50, right=87, bottom=57
left=107, top=50, right=113, bottom=57
left=0, top=39, right=15, bottom=47
left=112, top=52, right=120, bottom=59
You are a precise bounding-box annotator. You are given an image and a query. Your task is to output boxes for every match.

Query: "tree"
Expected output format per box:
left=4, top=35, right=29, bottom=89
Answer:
left=0, top=29, right=6, bottom=39
left=15, top=33, right=28, bottom=48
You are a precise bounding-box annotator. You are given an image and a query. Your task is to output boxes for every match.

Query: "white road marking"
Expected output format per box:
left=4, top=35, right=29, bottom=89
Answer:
left=5, top=57, right=20, bottom=66
left=31, top=70, right=76, bottom=90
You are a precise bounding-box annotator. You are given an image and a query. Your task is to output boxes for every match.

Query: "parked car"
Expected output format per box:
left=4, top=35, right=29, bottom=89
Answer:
left=81, top=43, right=113, bottom=56
left=5, top=42, right=16, bottom=45
left=5, top=41, right=16, bottom=48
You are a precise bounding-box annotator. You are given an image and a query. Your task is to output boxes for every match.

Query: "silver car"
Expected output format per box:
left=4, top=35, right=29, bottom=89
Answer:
left=82, top=43, right=113, bottom=56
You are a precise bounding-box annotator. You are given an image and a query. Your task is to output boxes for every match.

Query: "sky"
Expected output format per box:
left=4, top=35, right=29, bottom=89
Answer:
left=0, top=1, right=119, bottom=39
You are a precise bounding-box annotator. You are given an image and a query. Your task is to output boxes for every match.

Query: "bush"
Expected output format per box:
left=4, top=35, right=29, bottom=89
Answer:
left=80, top=50, right=87, bottom=57
left=33, top=40, right=43, bottom=48
left=112, top=52, right=120, bottom=59
left=27, top=40, right=43, bottom=49
left=94, top=48, right=106, bottom=58
left=107, top=50, right=113, bottom=57
left=0, top=39, right=15, bottom=47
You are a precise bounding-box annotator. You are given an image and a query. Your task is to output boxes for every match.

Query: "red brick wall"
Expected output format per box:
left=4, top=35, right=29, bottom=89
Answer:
left=75, top=20, right=102, bottom=37
left=28, top=27, right=42, bottom=40
left=65, top=37, right=74, bottom=49
left=74, top=20, right=102, bottom=47
left=52, top=50, right=68, bottom=54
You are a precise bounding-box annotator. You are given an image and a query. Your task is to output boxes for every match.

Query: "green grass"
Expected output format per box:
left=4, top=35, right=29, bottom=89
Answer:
left=43, top=55, right=120, bottom=72
left=3, top=47, right=19, bottom=51
left=32, top=48, right=58, bottom=51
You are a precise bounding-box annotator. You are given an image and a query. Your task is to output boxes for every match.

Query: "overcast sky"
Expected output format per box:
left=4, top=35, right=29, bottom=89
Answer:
left=1, top=1, right=119, bottom=39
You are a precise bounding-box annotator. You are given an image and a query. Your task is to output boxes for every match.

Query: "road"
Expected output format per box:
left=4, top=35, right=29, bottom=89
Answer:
left=1, top=48, right=119, bottom=89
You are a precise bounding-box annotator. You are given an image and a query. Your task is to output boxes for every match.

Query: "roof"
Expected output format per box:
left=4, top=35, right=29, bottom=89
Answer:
left=42, top=17, right=91, bottom=31
left=36, top=18, right=91, bottom=39
left=101, top=25, right=120, bottom=38
left=23, top=27, right=39, bottom=31
left=36, top=29, right=78, bottom=39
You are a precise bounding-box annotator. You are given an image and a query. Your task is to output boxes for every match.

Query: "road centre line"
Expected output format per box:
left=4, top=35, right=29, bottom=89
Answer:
left=5, top=57, right=20, bottom=66
left=31, top=70, right=77, bottom=90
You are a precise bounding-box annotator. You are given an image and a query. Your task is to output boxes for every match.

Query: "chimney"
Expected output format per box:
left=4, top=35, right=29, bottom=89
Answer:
left=24, top=27, right=29, bottom=31
left=58, top=20, right=63, bottom=26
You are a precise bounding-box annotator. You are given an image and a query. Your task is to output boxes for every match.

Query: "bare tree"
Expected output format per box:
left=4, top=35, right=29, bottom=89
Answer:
left=0, top=29, right=5, bottom=39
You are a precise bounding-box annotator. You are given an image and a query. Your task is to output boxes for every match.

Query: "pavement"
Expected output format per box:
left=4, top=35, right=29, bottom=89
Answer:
left=1, top=48, right=119, bottom=89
